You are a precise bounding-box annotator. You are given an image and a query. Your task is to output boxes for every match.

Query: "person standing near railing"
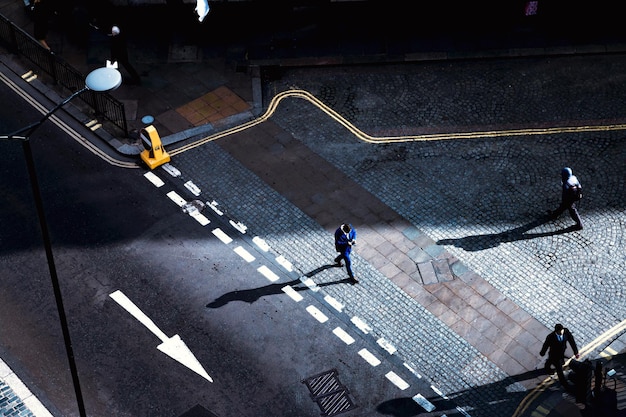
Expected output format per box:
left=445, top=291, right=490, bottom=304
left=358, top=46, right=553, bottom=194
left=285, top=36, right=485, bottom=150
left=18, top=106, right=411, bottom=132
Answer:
left=31, top=0, right=51, bottom=50
left=108, top=25, right=141, bottom=85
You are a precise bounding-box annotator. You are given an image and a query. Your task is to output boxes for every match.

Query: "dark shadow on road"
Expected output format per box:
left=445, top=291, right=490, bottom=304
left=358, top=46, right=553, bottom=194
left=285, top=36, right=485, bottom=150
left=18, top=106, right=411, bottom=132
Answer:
left=437, top=216, right=579, bottom=251
left=376, top=395, right=460, bottom=416
left=206, top=275, right=353, bottom=308
left=379, top=353, right=626, bottom=417
left=305, top=263, right=341, bottom=277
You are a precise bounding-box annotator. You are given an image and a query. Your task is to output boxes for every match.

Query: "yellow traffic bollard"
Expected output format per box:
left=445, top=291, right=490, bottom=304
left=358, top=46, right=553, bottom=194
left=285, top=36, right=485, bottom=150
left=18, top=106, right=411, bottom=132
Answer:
left=140, top=125, right=170, bottom=169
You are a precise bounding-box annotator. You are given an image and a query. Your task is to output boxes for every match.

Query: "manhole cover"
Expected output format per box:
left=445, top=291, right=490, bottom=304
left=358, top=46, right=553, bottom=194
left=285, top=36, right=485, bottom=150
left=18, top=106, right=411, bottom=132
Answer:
left=303, top=369, right=357, bottom=416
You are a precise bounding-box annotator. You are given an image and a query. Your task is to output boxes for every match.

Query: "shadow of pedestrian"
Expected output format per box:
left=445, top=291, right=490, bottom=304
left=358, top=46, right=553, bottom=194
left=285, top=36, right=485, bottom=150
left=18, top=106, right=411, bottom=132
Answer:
left=206, top=275, right=352, bottom=308
left=305, top=263, right=341, bottom=277
left=376, top=395, right=458, bottom=416
left=437, top=216, right=579, bottom=252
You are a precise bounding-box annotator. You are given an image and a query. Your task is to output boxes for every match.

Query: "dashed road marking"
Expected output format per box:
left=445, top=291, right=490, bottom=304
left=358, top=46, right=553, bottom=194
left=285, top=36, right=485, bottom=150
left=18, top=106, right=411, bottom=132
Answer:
left=252, top=236, right=270, bottom=251
left=358, top=348, right=381, bottom=367
left=162, top=163, right=181, bottom=177
left=258, top=265, right=279, bottom=282
left=189, top=211, right=210, bottom=226
left=212, top=228, right=232, bottom=244
left=385, top=371, right=409, bottom=390
left=147, top=165, right=448, bottom=411
left=377, top=338, right=397, bottom=355
left=351, top=316, right=372, bottom=334
left=233, top=246, right=255, bottom=262
left=333, top=327, right=355, bottom=345
left=276, top=255, right=293, bottom=271
left=229, top=220, right=247, bottom=233
left=282, top=285, right=303, bottom=302
left=184, top=180, right=201, bottom=196
left=301, top=277, right=320, bottom=292
left=306, top=305, right=328, bottom=323
left=324, top=295, right=344, bottom=312
left=413, top=393, right=435, bottom=412
left=166, top=191, right=186, bottom=207
left=144, top=171, right=164, bottom=187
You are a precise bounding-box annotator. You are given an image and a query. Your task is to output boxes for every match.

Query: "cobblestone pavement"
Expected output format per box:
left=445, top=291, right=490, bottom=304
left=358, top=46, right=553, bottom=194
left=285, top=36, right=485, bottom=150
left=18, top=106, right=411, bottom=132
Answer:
left=171, top=55, right=625, bottom=416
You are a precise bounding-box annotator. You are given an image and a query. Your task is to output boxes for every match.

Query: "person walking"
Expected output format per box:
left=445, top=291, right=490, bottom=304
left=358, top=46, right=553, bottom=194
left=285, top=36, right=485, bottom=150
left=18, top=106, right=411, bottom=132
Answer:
left=108, top=25, right=141, bottom=85
left=540, top=323, right=580, bottom=390
left=334, top=223, right=358, bottom=284
left=548, top=167, right=583, bottom=230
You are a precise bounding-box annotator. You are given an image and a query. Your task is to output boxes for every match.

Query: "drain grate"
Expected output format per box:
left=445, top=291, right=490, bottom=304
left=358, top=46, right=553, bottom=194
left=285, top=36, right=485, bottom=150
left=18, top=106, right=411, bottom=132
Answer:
left=303, top=369, right=357, bottom=416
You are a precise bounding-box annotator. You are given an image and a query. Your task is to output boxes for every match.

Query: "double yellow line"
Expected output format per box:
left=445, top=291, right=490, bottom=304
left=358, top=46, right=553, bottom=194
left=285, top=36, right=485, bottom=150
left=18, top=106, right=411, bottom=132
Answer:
left=512, top=319, right=626, bottom=417
left=172, top=88, right=626, bottom=156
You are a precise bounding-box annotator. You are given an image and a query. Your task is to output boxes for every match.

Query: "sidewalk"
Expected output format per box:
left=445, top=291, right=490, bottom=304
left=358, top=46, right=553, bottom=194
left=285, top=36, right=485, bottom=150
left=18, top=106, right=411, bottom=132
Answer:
left=1, top=1, right=625, bottom=416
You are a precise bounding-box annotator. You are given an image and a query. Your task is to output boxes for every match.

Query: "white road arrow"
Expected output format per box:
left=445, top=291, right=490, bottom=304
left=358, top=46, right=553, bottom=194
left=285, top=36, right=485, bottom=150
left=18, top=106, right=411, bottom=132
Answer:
left=109, top=290, right=213, bottom=382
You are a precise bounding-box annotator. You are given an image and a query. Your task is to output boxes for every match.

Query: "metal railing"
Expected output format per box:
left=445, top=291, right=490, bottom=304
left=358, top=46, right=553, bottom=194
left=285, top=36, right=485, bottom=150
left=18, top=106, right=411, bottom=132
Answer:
left=0, top=12, right=128, bottom=137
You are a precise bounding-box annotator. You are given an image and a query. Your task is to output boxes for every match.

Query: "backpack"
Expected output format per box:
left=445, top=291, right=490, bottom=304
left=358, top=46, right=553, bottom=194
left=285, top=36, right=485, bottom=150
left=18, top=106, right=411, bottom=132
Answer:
left=569, top=184, right=583, bottom=201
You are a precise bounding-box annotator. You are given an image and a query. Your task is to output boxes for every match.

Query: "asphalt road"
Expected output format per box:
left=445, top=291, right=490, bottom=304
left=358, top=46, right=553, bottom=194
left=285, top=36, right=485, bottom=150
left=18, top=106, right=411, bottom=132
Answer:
left=0, top=75, right=447, bottom=416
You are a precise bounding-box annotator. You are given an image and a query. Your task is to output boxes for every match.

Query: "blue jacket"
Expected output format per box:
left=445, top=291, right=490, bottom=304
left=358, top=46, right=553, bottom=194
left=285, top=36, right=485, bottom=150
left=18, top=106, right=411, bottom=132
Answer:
left=335, top=225, right=356, bottom=253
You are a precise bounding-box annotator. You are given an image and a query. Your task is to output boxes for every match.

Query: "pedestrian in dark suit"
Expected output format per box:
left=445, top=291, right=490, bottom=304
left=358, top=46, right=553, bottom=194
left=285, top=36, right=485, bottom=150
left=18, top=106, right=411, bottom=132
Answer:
left=32, top=0, right=51, bottom=50
left=108, top=25, right=141, bottom=85
left=549, top=167, right=583, bottom=230
left=540, top=323, right=580, bottom=389
left=334, top=223, right=358, bottom=284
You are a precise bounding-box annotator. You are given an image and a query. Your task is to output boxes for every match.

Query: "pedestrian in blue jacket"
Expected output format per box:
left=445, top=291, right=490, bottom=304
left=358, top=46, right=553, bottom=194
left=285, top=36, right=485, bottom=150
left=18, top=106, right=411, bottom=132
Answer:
left=334, top=223, right=358, bottom=284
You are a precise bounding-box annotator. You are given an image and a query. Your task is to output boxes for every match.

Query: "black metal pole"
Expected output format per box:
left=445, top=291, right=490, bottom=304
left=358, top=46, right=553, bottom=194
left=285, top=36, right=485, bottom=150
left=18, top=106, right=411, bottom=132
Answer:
left=21, top=138, right=88, bottom=417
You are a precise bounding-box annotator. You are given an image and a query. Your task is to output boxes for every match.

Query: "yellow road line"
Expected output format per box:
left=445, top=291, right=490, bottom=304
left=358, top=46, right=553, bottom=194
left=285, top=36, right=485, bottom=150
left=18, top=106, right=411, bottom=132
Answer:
left=0, top=70, right=138, bottom=169
left=171, top=88, right=626, bottom=156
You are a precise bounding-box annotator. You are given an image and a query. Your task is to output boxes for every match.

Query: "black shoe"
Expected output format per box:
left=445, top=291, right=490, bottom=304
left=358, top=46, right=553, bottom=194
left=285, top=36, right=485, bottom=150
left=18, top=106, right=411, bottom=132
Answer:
left=574, top=223, right=583, bottom=230
left=350, top=277, right=359, bottom=285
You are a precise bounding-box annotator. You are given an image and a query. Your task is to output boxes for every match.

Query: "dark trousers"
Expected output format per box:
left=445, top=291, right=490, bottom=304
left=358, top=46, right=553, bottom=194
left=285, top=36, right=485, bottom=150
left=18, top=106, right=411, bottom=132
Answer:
left=552, top=200, right=582, bottom=226
left=334, top=251, right=354, bottom=279
left=545, top=357, right=569, bottom=388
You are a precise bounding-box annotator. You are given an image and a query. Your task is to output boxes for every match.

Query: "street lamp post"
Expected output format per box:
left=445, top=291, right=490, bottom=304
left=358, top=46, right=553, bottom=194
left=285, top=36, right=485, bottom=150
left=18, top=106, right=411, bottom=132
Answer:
left=0, top=66, right=122, bottom=417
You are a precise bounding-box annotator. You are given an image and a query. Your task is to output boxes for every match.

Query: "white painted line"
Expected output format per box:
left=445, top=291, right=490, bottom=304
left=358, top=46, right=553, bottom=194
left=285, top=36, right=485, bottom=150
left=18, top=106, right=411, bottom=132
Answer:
left=144, top=171, right=164, bottom=187
left=234, top=246, right=255, bottom=262
left=385, top=371, right=409, bottom=390
left=306, top=305, right=328, bottom=323
left=456, top=406, right=472, bottom=417
left=358, top=348, right=381, bottom=367
left=184, top=180, right=201, bottom=196
left=324, top=295, right=344, bottom=312
left=189, top=211, right=210, bottom=226
left=207, top=200, right=223, bottom=215
left=258, top=265, right=279, bottom=282
left=377, top=338, right=397, bottom=355
left=229, top=220, right=247, bottom=234
left=332, top=327, right=355, bottom=345
left=212, top=228, right=232, bottom=244
left=166, top=191, right=186, bottom=207
left=252, top=236, right=270, bottom=252
left=162, top=163, right=181, bottom=177
left=301, top=277, right=320, bottom=292
left=109, top=290, right=213, bottom=382
left=412, top=394, right=435, bottom=412
left=276, top=255, right=293, bottom=272
left=430, top=385, right=446, bottom=398
left=281, top=285, right=303, bottom=302
left=403, top=362, right=422, bottom=379
left=351, top=316, right=372, bottom=334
